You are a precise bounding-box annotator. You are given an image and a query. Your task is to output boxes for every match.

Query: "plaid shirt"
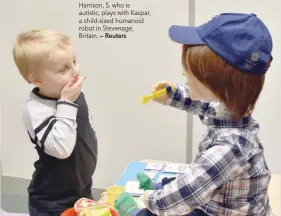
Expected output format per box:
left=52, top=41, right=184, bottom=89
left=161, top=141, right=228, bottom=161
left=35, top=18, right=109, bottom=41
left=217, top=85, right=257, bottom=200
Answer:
left=143, top=84, right=271, bottom=216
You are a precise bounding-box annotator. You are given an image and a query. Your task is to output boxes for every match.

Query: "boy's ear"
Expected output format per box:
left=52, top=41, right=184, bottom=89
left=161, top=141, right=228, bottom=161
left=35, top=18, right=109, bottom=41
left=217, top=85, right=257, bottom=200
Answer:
left=28, top=73, right=41, bottom=87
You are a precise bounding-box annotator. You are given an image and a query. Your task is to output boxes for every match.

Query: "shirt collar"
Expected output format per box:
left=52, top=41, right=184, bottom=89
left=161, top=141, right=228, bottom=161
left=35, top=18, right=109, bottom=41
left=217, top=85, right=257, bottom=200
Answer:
left=199, top=102, right=252, bottom=128
left=31, top=87, right=58, bottom=101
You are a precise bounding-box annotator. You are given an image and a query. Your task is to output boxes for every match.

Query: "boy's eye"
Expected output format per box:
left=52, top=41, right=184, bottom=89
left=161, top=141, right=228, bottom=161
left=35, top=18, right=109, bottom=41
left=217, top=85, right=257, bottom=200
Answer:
left=61, top=66, right=68, bottom=72
left=73, top=59, right=76, bottom=64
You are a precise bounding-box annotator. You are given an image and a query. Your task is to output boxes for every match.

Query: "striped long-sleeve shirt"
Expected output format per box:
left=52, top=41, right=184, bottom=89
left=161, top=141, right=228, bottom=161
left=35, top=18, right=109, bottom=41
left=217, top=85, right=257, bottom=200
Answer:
left=143, top=84, right=271, bottom=216
left=23, top=88, right=98, bottom=212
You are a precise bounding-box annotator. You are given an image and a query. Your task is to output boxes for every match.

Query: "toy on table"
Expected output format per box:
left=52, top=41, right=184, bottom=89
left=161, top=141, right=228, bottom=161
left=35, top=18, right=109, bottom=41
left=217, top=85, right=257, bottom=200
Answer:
left=61, top=197, right=119, bottom=216
left=99, top=186, right=145, bottom=209
left=137, top=173, right=156, bottom=190
left=100, top=186, right=126, bottom=206
left=74, top=198, right=100, bottom=212
left=114, top=193, right=146, bottom=216
left=78, top=206, right=112, bottom=216
left=62, top=207, right=118, bottom=216
left=139, top=85, right=175, bottom=105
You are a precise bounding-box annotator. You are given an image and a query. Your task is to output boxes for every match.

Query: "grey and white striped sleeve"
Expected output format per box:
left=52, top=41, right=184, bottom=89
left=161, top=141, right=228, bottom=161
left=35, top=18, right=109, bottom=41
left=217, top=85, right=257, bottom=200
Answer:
left=23, top=99, right=78, bottom=159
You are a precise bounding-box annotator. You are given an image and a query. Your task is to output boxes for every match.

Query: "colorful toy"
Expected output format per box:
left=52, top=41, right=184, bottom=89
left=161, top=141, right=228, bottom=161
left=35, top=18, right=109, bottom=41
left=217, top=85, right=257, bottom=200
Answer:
left=61, top=197, right=119, bottom=216
left=139, top=85, right=174, bottom=105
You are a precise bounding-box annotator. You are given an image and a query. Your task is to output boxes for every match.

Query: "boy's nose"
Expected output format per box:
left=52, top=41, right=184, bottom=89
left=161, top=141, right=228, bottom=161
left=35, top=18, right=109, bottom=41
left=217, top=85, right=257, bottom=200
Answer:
left=74, top=64, right=80, bottom=76
left=72, top=68, right=80, bottom=77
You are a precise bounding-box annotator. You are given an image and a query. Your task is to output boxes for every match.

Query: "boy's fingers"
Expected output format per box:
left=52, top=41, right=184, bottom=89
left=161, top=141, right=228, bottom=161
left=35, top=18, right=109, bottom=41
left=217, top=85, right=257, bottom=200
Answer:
left=152, top=81, right=169, bottom=92
left=65, top=77, right=76, bottom=87
left=73, top=76, right=86, bottom=87
left=158, top=80, right=169, bottom=87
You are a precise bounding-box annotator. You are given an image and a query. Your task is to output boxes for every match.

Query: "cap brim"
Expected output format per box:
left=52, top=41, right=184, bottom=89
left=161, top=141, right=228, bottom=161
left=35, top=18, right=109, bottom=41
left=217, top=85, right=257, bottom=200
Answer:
left=169, top=25, right=206, bottom=45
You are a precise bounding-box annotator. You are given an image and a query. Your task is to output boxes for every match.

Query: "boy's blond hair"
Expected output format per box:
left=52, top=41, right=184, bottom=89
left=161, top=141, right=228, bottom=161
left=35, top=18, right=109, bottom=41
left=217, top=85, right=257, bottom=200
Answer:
left=13, top=29, right=71, bottom=83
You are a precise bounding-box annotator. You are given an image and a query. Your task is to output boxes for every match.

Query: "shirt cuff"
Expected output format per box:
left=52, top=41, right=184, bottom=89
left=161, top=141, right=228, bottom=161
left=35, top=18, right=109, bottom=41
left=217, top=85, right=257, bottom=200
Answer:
left=166, top=85, right=177, bottom=105
left=56, top=99, right=79, bottom=119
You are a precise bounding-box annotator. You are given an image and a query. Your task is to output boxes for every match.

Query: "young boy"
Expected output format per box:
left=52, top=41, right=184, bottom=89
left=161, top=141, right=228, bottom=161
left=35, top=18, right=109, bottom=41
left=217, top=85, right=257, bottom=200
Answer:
left=13, top=29, right=98, bottom=216
left=114, top=13, right=272, bottom=216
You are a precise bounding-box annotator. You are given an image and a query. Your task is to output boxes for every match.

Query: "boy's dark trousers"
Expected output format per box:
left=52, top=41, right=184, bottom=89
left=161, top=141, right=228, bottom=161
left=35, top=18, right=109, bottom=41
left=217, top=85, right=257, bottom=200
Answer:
left=29, top=205, right=62, bottom=216
left=28, top=194, right=94, bottom=216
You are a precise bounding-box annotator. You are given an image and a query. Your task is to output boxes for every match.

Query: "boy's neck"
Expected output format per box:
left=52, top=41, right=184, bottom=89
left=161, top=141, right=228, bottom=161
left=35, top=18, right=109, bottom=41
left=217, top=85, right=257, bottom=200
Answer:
left=33, top=87, right=59, bottom=100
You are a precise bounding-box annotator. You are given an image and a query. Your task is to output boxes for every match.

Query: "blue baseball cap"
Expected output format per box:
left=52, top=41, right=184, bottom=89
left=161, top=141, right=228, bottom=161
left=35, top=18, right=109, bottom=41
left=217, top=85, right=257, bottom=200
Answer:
left=169, top=13, right=273, bottom=74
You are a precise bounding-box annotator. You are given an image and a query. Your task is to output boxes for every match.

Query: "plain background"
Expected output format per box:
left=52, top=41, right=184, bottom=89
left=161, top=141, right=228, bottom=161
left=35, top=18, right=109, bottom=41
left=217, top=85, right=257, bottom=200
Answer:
left=0, top=0, right=280, bottom=193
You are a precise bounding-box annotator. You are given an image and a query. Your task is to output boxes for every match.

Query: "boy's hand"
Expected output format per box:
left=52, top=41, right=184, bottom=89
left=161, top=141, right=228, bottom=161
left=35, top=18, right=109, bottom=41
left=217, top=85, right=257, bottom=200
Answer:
left=114, top=192, right=140, bottom=216
left=61, top=75, right=85, bottom=102
left=152, top=80, right=171, bottom=104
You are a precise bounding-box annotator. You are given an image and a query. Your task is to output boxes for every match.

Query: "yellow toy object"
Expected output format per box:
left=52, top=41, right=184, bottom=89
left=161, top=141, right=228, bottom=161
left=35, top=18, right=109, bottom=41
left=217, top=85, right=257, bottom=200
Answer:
left=78, top=206, right=111, bottom=216
left=100, top=185, right=126, bottom=206
left=140, top=85, right=175, bottom=105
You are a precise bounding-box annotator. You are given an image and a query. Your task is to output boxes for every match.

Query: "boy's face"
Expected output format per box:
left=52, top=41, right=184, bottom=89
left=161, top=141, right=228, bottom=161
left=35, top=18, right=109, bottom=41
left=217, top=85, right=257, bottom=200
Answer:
left=183, top=65, right=218, bottom=102
left=32, top=45, right=80, bottom=99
